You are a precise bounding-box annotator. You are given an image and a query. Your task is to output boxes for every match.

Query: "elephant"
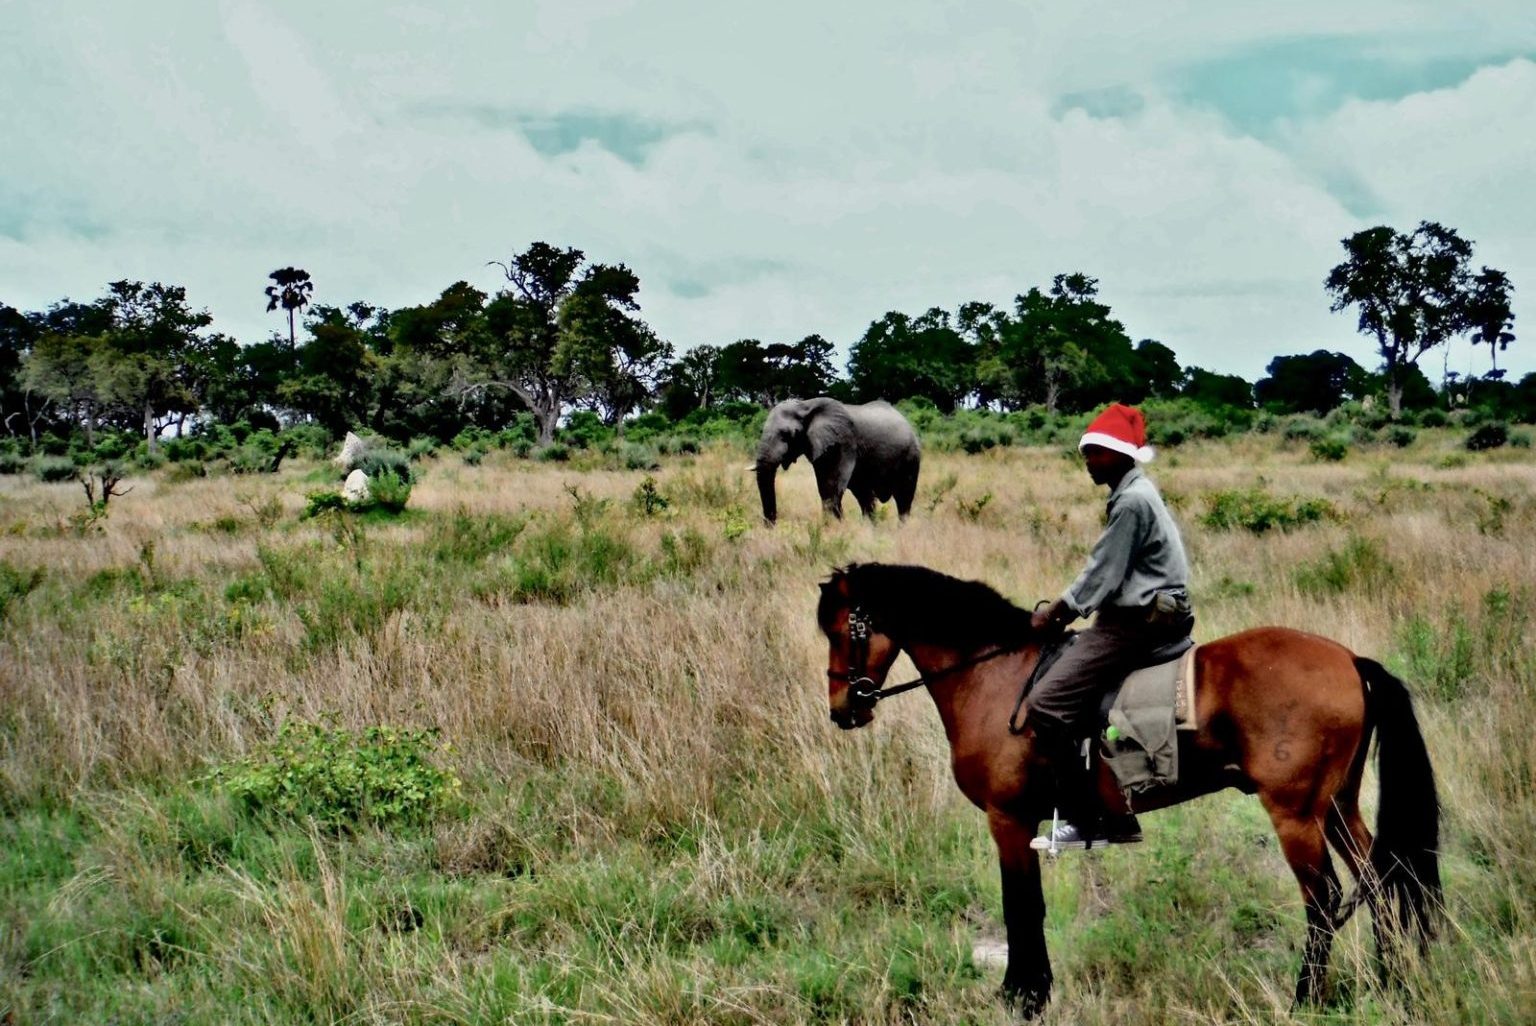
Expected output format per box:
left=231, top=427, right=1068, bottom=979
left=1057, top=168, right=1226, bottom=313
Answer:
left=754, top=397, right=920, bottom=525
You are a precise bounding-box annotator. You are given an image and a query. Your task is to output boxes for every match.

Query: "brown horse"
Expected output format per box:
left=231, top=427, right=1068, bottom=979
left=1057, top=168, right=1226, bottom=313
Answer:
left=817, top=563, right=1440, bottom=1018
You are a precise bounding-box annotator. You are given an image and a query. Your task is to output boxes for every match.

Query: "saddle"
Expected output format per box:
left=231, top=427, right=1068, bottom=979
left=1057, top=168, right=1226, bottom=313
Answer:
left=1009, top=634, right=1199, bottom=800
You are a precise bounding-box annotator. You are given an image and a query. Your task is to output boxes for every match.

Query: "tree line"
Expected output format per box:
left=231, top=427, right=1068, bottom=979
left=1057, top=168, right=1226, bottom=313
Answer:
left=2, top=223, right=1526, bottom=456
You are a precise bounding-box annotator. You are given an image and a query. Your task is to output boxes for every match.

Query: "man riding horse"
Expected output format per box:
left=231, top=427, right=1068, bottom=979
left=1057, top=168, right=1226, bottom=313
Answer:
left=1028, top=402, right=1195, bottom=851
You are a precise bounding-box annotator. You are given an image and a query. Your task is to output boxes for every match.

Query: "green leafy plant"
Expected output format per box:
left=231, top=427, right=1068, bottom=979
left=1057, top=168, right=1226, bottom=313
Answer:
left=209, top=719, right=462, bottom=828
left=303, top=490, right=347, bottom=519
left=1200, top=488, right=1336, bottom=534
left=33, top=456, right=78, bottom=483
left=955, top=492, right=993, bottom=522
left=1466, top=422, right=1509, bottom=451
left=1308, top=436, right=1349, bottom=462
left=631, top=476, right=670, bottom=517
left=368, top=470, right=413, bottom=514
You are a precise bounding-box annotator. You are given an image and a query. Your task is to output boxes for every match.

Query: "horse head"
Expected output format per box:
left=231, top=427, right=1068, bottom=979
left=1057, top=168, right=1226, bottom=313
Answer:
left=817, top=567, right=902, bottom=730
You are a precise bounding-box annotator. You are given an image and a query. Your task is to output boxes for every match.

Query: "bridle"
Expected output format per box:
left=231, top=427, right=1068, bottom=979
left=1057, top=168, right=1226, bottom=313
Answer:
left=826, top=605, right=1024, bottom=706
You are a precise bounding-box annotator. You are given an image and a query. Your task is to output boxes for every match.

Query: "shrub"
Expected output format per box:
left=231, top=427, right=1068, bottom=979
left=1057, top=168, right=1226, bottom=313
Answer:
left=559, top=410, right=612, bottom=450
left=1511, top=430, right=1533, bottom=449
left=1415, top=408, right=1449, bottom=428
left=632, top=476, right=670, bottom=516
left=280, top=423, right=333, bottom=459
left=0, top=560, right=45, bottom=621
left=406, top=436, right=439, bottom=461
left=209, top=719, right=461, bottom=828
left=135, top=449, right=168, bottom=471
left=1282, top=417, right=1324, bottom=442
left=1308, top=436, right=1349, bottom=462
left=1466, top=422, right=1509, bottom=451
left=536, top=443, right=571, bottom=463
left=620, top=443, right=661, bottom=471
left=0, top=450, right=25, bottom=474
left=33, top=456, right=78, bottom=483
left=1295, top=536, right=1395, bottom=596
left=1201, top=488, right=1335, bottom=534
left=303, top=490, right=347, bottom=518
left=356, top=447, right=413, bottom=481
left=1386, top=425, right=1417, bottom=448
left=368, top=470, right=413, bottom=513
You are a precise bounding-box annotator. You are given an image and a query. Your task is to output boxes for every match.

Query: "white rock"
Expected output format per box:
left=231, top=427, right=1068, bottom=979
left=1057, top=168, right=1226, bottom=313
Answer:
left=343, top=469, right=371, bottom=505
left=335, top=431, right=369, bottom=470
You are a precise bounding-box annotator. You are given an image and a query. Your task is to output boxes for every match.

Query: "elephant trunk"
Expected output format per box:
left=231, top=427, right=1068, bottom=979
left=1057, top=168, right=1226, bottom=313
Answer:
left=756, top=462, right=778, bottom=525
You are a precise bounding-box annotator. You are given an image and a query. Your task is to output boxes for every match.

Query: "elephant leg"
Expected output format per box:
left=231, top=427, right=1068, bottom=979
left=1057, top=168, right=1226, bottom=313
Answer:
left=895, top=463, right=919, bottom=521
left=850, top=485, right=876, bottom=520
left=815, top=453, right=856, bottom=520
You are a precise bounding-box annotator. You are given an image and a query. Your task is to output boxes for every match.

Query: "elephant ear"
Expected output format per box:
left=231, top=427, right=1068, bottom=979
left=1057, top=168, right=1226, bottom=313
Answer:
left=805, top=399, right=855, bottom=462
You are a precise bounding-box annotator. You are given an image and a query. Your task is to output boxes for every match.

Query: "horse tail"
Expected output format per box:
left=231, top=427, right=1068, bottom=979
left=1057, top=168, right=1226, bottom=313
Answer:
left=1357, top=657, right=1442, bottom=945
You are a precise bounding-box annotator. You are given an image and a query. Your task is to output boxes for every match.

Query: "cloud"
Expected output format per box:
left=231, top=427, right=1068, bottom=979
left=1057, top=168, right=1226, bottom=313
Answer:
left=2, top=1, right=1534, bottom=385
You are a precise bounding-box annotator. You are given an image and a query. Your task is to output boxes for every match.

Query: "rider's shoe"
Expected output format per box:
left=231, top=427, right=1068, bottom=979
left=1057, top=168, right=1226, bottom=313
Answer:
left=1101, top=813, right=1144, bottom=845
left=1030, top=820, right=1096, bottom=851
left=1029, top=816, right=1143, bottom=852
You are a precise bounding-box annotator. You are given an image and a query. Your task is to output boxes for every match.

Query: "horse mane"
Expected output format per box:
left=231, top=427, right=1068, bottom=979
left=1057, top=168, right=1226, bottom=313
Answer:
left=818, top=563, right=1035, bottom=650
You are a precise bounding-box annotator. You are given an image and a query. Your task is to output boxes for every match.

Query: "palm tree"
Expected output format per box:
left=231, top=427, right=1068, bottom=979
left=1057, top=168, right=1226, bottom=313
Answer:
left=264, top=267, right=314, bottom=348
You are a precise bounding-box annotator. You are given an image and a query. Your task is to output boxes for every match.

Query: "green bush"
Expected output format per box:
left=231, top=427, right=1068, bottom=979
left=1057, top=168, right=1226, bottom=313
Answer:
left=1386, top=425, right=1417, bottom=448
left=620, top=443, right=661, bottom=471
left=1511, top=430, right=1533, bottom=449
left=356, top=447, right=412, bottom=481
left=536, top=443, right=572, bottom=463
left=303, top=490, right=347, bottom=518
left=0, top=450, right=25, bottom=474
left=1308, top=436, right=1349, bottom=462
left=406, top=436, right=439, bottom=461
left=1295, top=536, right=1395, bottom=596
left=209, top=719, right=461, bottom=828
left=33, top=456, right=78, bottom=483
left=1281, top=417, right=1324, bottom=442
left=280, top=423, right=333, bottom=459
left=1200, top=488, right=1336, bottom=534
left=0, top=560, right=45, bottom=621
left=559, top=410, right=613, bottom=450
left=368, top=470, right=413, bottom=513
left=1466, top=422, right=1509, bottom=451
left=1415, top=408, right=1449, bottom=428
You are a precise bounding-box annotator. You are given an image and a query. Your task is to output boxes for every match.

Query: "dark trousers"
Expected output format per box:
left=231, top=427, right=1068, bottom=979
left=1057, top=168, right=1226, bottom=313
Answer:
left=1029, top=605, right=1194, bottom=734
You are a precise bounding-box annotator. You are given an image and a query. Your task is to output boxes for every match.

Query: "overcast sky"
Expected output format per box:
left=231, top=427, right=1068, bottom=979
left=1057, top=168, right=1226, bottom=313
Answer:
left=4, top=1, right=1535, bottom=383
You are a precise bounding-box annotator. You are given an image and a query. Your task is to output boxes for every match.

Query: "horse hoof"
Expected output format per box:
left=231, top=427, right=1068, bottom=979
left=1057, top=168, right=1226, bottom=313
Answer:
left=1000, top=983, right=1050, bottom=1021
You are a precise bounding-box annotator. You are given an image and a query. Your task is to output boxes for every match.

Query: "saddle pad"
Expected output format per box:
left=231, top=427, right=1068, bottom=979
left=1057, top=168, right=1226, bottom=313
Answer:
left=1101, top=645, right=1200, bottom=799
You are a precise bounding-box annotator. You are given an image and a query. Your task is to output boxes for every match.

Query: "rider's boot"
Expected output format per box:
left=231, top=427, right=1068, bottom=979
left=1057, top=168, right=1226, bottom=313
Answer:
left=1030, top=721, right=1143, bottom=851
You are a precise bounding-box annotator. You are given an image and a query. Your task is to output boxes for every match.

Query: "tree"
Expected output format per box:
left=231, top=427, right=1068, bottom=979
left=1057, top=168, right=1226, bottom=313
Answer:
left=848, top=308, right=974, bottom=412
left=1182, top=367, right=1254, bottom=409
left=1325, top=222, right=1507, bottom=417
left=444, top=243, right=665, bottom=444
left=265, top=267, right=314, bottom=348
left=1466, top=267, right=1516, bottom=379
left=662, top=344, right=723, bottom=416
left=974, top=275, right=1136, bottom=412
left=1254, top=350, right=1368, bottom=414
left=1129, top=340, right=1183, bottom=401
left=95, top=281, right=215, bottom=450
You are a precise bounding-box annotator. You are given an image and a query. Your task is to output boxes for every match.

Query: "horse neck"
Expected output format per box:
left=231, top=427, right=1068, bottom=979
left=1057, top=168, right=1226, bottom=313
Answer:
left=900, top=637, right=1031, bottom=744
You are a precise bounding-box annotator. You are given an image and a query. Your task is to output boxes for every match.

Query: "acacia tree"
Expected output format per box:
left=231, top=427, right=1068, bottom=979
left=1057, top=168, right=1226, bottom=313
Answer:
left=265, top=267, right=314, bottom=348
left=1325, top=222, right=1512, bottom=417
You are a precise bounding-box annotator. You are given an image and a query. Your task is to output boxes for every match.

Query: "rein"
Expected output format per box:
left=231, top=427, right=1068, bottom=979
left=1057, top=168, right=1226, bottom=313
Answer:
left=827, top=606, right=1027, bottom=705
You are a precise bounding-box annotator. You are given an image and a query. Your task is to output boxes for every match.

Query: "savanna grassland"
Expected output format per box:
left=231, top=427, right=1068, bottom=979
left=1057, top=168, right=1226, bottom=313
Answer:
left=2, top=430, right=1535, bottom=1025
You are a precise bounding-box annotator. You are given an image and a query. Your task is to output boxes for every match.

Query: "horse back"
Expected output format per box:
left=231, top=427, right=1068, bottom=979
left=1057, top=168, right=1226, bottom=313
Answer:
left=1192, top=627, right=1369, bottom=795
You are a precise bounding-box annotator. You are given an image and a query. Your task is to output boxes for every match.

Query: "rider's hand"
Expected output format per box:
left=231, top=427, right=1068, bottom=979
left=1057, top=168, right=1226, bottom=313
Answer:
left=1032, top=597, right=1071, bottom=633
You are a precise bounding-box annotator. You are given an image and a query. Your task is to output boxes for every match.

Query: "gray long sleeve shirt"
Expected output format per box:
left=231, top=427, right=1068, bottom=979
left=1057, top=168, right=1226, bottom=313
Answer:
left=1062, top=467, right=1189, bottom=616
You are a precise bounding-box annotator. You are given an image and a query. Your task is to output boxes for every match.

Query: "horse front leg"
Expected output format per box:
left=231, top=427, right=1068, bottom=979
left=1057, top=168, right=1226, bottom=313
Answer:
left=988, top=809, right=1051, bottom=1019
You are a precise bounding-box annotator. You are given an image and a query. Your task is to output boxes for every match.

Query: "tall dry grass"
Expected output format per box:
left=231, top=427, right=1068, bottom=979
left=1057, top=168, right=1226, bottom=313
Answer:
left=1, top=431, right=1534, bottom=1023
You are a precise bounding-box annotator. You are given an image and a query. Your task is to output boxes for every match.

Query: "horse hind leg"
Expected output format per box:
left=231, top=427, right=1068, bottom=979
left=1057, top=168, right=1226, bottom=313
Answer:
left=1267, top=807, right=1343, bottom=1008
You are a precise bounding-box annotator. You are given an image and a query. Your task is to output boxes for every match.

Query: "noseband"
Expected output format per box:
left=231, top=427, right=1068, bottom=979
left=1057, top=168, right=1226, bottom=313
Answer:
left=827, top=605, right=1022, bottom=705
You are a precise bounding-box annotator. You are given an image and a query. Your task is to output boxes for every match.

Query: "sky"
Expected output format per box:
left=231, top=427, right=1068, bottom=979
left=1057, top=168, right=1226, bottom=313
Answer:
left=4, top=1, right=1536, bottom=384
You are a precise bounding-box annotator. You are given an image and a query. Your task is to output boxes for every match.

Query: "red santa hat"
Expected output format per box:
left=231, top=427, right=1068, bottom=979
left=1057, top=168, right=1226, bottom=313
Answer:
left=1079, top=403, right=1154, bottom=462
